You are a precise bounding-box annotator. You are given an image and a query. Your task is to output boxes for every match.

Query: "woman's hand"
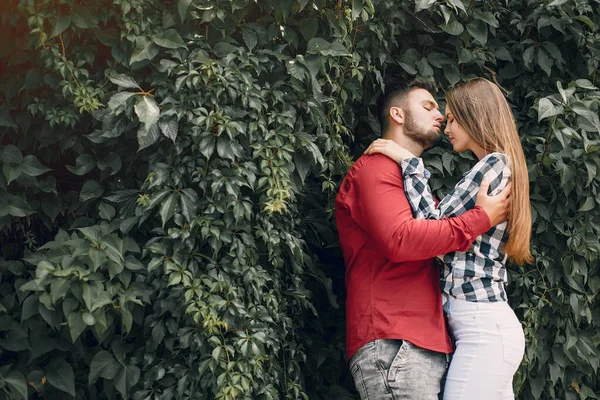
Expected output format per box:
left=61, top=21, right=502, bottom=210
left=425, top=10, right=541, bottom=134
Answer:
left=364, top=139, right=416, bottom=162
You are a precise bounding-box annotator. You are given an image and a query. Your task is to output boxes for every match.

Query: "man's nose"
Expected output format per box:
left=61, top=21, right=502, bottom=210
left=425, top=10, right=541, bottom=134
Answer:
left=434, top=110, right=444, bottom=122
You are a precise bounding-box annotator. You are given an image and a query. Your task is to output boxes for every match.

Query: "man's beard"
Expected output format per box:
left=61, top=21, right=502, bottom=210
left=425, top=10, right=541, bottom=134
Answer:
left=404, top=110, right=442, bottom=150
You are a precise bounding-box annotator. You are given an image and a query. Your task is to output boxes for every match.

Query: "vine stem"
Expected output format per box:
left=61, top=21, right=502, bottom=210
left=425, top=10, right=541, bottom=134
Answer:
left=58, top=34, right=79, bottom=86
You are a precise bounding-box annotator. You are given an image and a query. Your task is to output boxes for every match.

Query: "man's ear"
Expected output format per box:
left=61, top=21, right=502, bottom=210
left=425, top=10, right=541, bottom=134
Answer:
left=389, top=106, right=404, bottom=126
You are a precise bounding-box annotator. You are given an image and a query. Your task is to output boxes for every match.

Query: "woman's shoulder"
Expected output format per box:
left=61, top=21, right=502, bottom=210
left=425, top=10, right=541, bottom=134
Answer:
left=474, top=152, right=509, bottom=171
left=480, top=152, right=508, bottom=164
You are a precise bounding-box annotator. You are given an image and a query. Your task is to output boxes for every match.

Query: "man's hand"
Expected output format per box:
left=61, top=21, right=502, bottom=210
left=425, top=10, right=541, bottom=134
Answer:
left=475, top=179, right=511, bottom=226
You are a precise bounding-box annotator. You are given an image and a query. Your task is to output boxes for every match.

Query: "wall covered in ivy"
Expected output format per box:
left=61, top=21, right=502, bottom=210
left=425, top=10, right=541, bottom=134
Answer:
left=1, top=0, right=599, bottom=399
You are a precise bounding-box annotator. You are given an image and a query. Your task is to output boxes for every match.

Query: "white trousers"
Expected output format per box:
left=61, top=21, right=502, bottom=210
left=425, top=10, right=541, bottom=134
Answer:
left=443, top=298, right=525, bottom=400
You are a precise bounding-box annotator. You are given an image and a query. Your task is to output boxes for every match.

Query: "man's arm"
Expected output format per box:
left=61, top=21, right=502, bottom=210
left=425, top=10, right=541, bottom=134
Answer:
left=344, top=155, right=491, bottom=263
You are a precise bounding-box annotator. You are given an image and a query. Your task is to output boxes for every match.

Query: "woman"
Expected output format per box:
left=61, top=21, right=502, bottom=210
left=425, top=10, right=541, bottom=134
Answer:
left=365, top=78, right=532, bottom=400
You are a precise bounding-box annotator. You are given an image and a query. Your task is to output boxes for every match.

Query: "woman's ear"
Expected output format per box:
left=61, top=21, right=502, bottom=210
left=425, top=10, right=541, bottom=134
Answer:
left=389, top=106, right=404, bottom=126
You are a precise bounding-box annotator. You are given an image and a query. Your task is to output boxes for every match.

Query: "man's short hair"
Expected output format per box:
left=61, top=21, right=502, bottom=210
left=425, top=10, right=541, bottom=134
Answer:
left=377, top=79, right=436, bottom=133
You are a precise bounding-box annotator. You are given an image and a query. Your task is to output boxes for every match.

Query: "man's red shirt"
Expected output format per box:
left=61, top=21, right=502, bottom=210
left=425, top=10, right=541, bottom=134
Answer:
left=335, top=154, right=491, bottom=361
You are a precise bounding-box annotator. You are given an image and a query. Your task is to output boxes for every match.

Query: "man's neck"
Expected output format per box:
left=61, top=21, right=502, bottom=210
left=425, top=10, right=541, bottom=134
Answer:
left=383, top=131, right=425, bottom=157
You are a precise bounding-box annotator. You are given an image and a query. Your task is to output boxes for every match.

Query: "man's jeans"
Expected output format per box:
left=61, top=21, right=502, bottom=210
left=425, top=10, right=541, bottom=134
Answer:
left=348, top=339, right=448, bottom=399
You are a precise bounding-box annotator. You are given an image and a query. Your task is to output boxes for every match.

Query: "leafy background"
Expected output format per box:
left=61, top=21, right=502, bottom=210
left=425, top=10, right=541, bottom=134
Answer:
left=1, top=0, right=599, bottom=399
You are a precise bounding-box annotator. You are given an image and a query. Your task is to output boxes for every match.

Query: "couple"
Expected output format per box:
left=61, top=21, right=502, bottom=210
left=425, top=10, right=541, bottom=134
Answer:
left=335, top=78, right=532, bottom=400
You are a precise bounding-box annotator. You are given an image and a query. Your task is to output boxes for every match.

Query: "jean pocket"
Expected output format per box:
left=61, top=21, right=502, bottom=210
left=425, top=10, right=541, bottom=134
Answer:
left=374, top=339, right=403, bottom=370
left=386, top=340, right=410, bottom=383
left=350, top=362, right=369, bottom=399
left=497, top=322, right=525, bottom=367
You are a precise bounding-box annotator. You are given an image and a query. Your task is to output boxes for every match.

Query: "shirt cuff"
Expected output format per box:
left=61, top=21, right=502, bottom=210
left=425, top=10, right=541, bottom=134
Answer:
left=400, top=157, right=431, bottom=179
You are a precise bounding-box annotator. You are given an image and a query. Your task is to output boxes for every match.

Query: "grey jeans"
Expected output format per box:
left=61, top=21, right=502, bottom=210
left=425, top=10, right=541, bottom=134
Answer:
left=348, top=339, right=448, bottom=400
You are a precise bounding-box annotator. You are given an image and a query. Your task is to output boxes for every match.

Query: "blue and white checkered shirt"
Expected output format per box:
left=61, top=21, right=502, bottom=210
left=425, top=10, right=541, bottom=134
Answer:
left=400, top=152, right=511, bottom=303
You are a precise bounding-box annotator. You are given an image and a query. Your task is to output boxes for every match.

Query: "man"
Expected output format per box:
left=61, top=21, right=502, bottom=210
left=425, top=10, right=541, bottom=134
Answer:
left=335, top=80, right=510, bottom=399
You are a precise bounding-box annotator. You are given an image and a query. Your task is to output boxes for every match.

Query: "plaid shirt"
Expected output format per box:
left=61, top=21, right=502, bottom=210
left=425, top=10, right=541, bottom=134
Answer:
left=400, top=152, right=511, bottom=303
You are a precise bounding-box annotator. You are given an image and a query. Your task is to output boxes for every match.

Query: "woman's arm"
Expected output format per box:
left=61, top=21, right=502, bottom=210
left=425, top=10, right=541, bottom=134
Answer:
left=401, top=153, right=510, bottom=220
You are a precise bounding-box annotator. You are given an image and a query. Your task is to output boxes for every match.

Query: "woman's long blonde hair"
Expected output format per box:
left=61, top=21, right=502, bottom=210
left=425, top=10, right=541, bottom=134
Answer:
left=446, top=78, right=533, bottom=265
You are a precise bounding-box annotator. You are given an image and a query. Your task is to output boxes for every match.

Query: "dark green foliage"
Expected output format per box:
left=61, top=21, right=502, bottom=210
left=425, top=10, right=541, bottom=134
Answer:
left=0, top=0, right=599, bottom=399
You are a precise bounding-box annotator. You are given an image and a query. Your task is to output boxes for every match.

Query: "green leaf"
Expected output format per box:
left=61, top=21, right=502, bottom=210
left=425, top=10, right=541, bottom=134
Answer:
left=120, top=307, right=133, bottom=334
left=124, top=255, right=144, bottom=271
left=1, top=145, right=22, bottom=164
left=99, top=203, right=116, bottom=221
left=21, top=155, right=52, bottom=176
left=4, top=371, right=28, bottom=400
left=572, top=102, right=600, bottom=129
left=447, top=0, right=467, bottom=13
left=216, top=136, right=235, bottom=160
left=399, top=49, right=418, bottom=75
left=578, top=197, right=594, bottom=212
left=242, top=27, right=257, bottom=51
left=466, top=19, right=487, bottom=45
left=109, top=74, right=141, bottom=89
left=108, top=92, right=137, bottom=111
left=415, top=0, right=437, bottom=12
left=71, top=4, right=98, bottom=28
left=102, top=234, right=125, bottom=263
left=493, top=47, right=513, bottom=62
left=130, top=37, right=159, bottom=65
left=575, top=79, right=598, bottom=90
left=299, top=18, right=318, bottom=42
left=159, top=119, right=178, bottom=142
left=440, top=21, right=464, bottom=36
left=458, top=47, right=472, bottom=64
left=83, top=282, right=102, bottom=311
left=89, top=350, right=119, bottom=384
left=120, top=217, right=139, bottom=234
left=80, top=180, right=104, bottom=202
left=159, top=193, right=177, bottom=227
left=474, top=10, right=499, bottom=27
left=94, top=27, right=119, bottom=47
left=574, top=15, right=595, bottom=29
left=585, top=160, right=596, bottom=185
left=439, top=65, right=457, bottom=86
left=51, top=15, right=71, bottom=37
left=306, top=38, right=350, bottom=57
left=178, top=0, right=192, bottom=21
left=561, top=164, right=576, bottom=188
left=351, top=0, right=364, bottom=20
left=522, top=46, right=536, bottom=68
left=135, top=96, right=160, bottom=129
left=138, top=123, right=161, bottom=151
left=47, top=358, right=75, bottom=397
left=543, top=41, right=564, bottom=64
left=66, top=154, right=95, bottom=175
left=153, top=29, right=187, bottom=49
left=0, top=325, right=30, bottom=351
left=67, top=312, right=85, bottom=342
left=3, top=164, right=22, bottom=185
left=50, top=279, right=69, bottom=305
left=82, top=311, right=96, bottom=326
left=536, top=48, right=553, bottom=76
left=78, top=226, right=102, bottom=243
left=537, top=98, right=563, bottom=122
left=6, top=194, right=34, bottom=217
left=297, top=54, right=322, bottom=79
left=115, top=365, right=141, bottom=399
left=97, top=152, right=122, bottom=175
left=42, top=195, right=61, bottom=222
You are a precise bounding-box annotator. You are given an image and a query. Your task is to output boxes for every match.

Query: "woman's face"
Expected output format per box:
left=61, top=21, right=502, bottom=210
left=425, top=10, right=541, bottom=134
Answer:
left=444, top=105, right=485, bottom=158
